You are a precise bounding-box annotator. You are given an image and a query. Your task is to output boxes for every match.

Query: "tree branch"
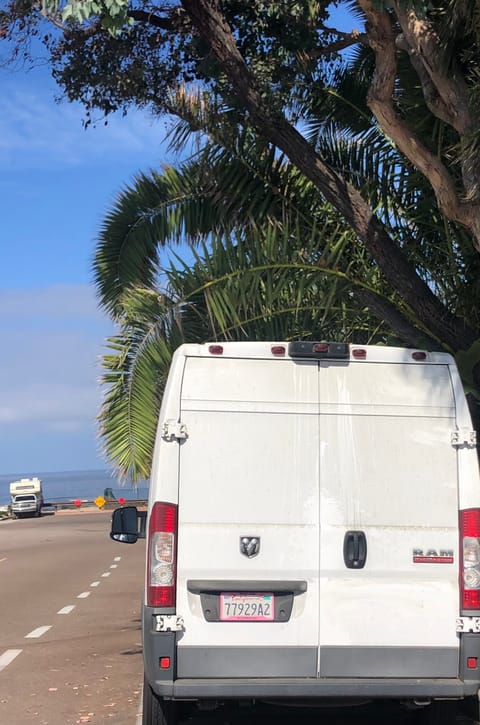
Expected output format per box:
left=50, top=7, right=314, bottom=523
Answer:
left=392, top=0, right=471, bottom=135
left=353, top=288, right=442, bottom=350
left=180, top=0, right=476, bottom=351
left=127, top=6, right=190, bottom=32
left=393, top=2, right=480, bottom=206
left=357, top=0, right=480, bottom=248
left=302, top=27, right=368, bottom=58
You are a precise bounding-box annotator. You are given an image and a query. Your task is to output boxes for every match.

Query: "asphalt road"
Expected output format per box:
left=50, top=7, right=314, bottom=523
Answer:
left=0, top=509, right=145, bottom=725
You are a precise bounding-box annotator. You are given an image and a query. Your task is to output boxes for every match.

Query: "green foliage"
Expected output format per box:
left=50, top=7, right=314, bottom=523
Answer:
left=2, top=1, right=339, bottom=121
left=370, top=0, right=429, bottom=13
left=60, top=0, right=132, bottom=34
left=456, top=340, right=480, bottom=398
left=99, top=291, right=176, bottom=481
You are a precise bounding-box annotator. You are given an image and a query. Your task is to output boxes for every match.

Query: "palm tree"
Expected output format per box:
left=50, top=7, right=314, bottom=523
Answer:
left=94, top=85, right=480, bottom=480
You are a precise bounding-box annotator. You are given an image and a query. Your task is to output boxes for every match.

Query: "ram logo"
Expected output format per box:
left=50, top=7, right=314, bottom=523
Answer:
left=413, top=548, right=454, bottom=564
left=240, top=536, right=260, bottom=558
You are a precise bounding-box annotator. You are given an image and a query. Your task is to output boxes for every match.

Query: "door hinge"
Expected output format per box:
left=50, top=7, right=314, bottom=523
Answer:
left=161, top=420, right=188, bottom=442
left=451, top=429, right=477, bottom=447
left=153, top=614, right=185, bottom=632
left=457, top=616, right=480, bottom=633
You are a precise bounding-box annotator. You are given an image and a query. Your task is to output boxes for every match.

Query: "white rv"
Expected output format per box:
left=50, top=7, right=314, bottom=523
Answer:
left=111, top=341, right=480, bottom=725
left=10, top=477, right=43, bottom=518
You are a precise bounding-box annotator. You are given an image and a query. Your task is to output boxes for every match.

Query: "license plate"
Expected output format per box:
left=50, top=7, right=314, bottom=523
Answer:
left=219, top=592, right=274, bottom=621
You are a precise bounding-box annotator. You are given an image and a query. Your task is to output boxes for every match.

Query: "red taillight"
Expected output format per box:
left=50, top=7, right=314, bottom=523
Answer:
left=147, top=502, right=177, bottom=608
left=460, top=509, right=480, bottom=611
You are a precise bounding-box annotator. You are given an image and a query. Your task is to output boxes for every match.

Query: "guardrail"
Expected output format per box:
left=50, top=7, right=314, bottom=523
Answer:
left=45, top=499, right=148, bottom=511
left=0, top=500, right=148, bottom=518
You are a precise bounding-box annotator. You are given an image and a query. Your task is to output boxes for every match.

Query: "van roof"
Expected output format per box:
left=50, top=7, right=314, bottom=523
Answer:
left=175, top=341, right=454, bottom=365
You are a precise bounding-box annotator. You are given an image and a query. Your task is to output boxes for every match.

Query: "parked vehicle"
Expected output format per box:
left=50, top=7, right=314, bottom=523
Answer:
left=111, top=341, right=480, bottom=725
left=10, top=477, right=43, bottom=518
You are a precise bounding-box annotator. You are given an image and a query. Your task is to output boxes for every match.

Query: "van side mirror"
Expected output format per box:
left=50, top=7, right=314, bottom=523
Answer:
left=110, top=506, right=147, bottom=543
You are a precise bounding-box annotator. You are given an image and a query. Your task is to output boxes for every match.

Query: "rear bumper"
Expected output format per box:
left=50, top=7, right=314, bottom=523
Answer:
left=143, top=609, right=480, bottom=702
left=154, top=677, right=480, bottom=700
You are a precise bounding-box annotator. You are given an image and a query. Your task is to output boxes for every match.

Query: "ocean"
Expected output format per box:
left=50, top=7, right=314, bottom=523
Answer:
left=0, top=469, right=149, bottom=506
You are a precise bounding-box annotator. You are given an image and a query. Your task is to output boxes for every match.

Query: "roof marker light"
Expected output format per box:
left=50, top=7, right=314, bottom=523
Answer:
left=352, top=349, right=367, bottom=360
left=312, top=343, right=329, bottom=353
left=271, top=346, right=286, bottom=357
left=208, top=345, right=223, bottom=355
left=412, top=351, right=427, bottom=361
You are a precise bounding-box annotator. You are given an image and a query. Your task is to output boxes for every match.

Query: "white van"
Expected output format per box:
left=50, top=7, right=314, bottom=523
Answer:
left=111, top=341, right=480, bottom=725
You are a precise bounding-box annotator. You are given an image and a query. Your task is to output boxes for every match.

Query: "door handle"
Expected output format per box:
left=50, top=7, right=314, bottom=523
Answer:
left=343, top=531, right=367, bottom=569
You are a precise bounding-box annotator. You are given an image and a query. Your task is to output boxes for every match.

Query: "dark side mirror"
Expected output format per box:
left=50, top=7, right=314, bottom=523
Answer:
left=110, top=506, right=147, bottom=543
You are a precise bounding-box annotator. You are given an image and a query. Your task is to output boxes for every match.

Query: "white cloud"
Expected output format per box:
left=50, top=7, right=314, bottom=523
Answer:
left=0, top=77, right=171, bottom=171
left=0, top=382, right=97, bottom=425
left=0, top=284, right=108, bottom=323
left=0, top=285, right=113, bottom=429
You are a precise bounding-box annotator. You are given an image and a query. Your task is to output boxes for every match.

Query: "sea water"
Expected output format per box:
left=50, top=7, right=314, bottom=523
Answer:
left=0, top=469, right=149, bottom=506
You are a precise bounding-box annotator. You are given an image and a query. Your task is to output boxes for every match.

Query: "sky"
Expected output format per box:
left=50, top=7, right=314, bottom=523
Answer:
left=0, top=53, right=179, bottom=476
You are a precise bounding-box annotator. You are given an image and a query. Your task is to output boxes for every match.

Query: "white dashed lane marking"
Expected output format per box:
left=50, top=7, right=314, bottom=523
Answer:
left=0, top=649, right=22, bottom=672
left=25, top=626, right=52, bottom=639
left=0, top=559, right=123, bottom=674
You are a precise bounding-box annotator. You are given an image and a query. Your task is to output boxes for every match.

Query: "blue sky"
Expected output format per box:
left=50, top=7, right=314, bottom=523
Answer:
left=0, top=59, right=178, bottom=475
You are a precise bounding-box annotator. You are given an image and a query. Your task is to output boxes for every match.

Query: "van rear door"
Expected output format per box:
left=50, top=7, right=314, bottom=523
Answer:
left=318, top=359, right=460, bottom=678
left=175, top=354, right=320, bottom=678
left=173, top=350, right=460, bottom=681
